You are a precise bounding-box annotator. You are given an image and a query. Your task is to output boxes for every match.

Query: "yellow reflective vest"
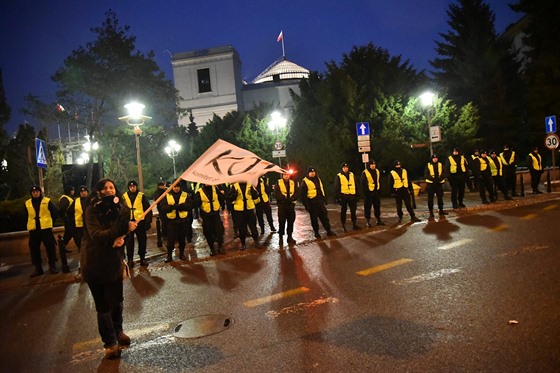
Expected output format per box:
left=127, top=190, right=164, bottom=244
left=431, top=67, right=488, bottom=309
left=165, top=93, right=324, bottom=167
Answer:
left=123, top=192, right=145, bottom=221
left=254, top=179, right=270, bottom=204
left=302, top=177, right=325, bottom=199
left=363, top=169, right=380, bottom=191
left=232, top=183, right=256, bottom=211
left=426, top=163, right=445, bottom=184
left=447, top=155, right=467, bottom=174
left=74, top=197, right=85, bottom=228
left=528, top=153, right=542, bottom=171
left=26, top=197, right=53, bottom=231
left=489, top=157, right=503, bottom=176
left=277, top=179, right=296, bottom=203
left=166, top=192, right=188, bottom=219
left=499, top=151, right=516, bottom=166
left=391, top=169, right=409, bottom=188
left=199, top=186, right=221, bottom=213
left=337, top=172, right=356, bottom=194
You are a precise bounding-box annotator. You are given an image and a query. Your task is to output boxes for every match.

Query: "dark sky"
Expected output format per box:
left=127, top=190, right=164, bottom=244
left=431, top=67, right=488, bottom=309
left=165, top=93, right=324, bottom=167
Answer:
left=0, top=0, right=521, bottom=136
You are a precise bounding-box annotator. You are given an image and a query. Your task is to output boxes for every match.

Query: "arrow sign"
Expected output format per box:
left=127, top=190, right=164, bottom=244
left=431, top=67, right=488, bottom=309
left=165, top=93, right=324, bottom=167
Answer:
left=545, top=115, right=557, bottom=133
left=35, top=138, right=48, bottom=169
left=356, top=122, right=370, bottom=136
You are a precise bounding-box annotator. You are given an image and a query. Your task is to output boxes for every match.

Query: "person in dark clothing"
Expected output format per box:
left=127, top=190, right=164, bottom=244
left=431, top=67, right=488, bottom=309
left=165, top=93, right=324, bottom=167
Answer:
left=489, top=151, right=511, bottom=200
left=152, top=181, right=168, bottom=238
left=227, top=182, right=261, bottom=251
left=274, top=171, right=299, bottom=245
left=25, top=185, right=59, bottom=277
left=527, top=147, right=544, bottom=194
left=161, top=182, right=192, bottom=262
left=194, top=184, right=225, bottom=255
left=82, top=178, right=137, bottom=360
left=360, top=160, right=384, bottom=227
left=300, top=166, right=336, bottom=238
left=334, top=162, right=360, bottom=231
left=66, top=185, right=89, bottom=252
left=499, top=145, right=518, bottom=197
left=388, top=161, right=421, bottom=223
left=122, top=180, right=152, bottom=268
left=471, top=150, right=495, bottom=204
left=255, top=176, right=277, bottom=235
left=58, top=185, right=75, bottom=253
left=424, top=154, right=448, bottom=218
left=444, top=148, right=468, bottom=208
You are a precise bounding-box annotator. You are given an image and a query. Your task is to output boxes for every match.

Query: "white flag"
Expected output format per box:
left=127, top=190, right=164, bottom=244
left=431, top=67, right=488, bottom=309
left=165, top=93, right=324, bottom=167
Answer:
left=180, top=139, right=286, bottom=186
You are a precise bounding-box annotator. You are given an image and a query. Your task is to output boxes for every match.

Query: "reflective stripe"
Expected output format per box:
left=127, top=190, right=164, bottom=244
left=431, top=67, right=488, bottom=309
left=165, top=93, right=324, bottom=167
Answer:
left=26, top=197, right=53, bottom=231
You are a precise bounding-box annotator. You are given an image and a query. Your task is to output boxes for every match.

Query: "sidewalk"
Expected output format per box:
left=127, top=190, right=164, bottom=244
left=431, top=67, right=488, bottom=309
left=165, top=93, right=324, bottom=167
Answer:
left=1, top=190, right=558, bottom=293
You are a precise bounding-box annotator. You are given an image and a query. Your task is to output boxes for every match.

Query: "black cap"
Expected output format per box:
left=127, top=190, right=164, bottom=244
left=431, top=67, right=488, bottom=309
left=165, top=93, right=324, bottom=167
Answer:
left=533, top=147, right=539, bottom=151
left=64, top=186, right=75, bottom=194
left=480, top=150, right=487, bottom=154
left=157, top=181, right=165, bottom=186
left=503, top=145, right=510, bottom=150
left=368, top=160, right=376, bottom=165
left=78, top=185, right=89, bottom=192
left=431, top=154, right=438, bottom=159
left=128, top=180, right=138, bottom=187
left=165, top=181, right=171, bottom=187
left=30, top=185, right=41, bottom=193
left=490, top=150, right=497, bottom=155
left=394, top=160, right=401, bottom=167
left=341, top=162, right=349, bottom=169
left=453, top=148, right=459, bottom=152
left=307, top=166, right=316, bottom=174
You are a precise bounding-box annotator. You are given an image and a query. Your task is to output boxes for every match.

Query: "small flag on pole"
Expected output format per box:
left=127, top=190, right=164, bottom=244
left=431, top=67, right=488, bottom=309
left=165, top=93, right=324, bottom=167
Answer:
left=277, top=30, right=283, bottom=42
left=55, top=103, right=65, bottom=112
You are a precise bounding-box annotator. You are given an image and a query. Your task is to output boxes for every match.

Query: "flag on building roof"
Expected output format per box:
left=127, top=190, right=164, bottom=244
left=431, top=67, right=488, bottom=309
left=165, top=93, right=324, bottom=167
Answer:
left=277, top=30, right=283, bottom=42
left=55, top=103, right=65, bottom=112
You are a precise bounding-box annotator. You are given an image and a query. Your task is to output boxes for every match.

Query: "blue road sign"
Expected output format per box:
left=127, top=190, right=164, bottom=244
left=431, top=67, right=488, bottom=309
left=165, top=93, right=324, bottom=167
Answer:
left=356, top=122, right=370, bottom=136
left=35, top=138, right=48, bottom=168
left=545, top=115, right=556, bottom=133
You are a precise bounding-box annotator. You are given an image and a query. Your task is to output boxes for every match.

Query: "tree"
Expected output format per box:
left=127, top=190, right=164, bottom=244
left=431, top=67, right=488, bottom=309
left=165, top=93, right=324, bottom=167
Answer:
left=430, top=0, right=524, bottom=146
left=0, top=69, right=11, bottom=199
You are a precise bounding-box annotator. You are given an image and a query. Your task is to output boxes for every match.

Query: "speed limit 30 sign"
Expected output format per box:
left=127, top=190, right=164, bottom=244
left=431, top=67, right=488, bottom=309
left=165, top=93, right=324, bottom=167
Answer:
left=545, top=133, right=559, bottom=150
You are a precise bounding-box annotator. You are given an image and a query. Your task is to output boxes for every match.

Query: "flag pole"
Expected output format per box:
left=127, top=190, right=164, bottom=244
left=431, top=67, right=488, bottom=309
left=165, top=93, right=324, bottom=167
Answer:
left=282, top=33, right=285, bottom=57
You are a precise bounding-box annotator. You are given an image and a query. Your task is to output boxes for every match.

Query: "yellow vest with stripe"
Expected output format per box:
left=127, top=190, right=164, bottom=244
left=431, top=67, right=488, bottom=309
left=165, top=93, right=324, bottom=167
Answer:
left=233, top=183, right=255, bottom=211
left=448, top=155, right=466, bottom=174
left=122, top=192, right=145, bottom=221
left=74, top=197, right=84, bottom=228
left=489, top=157, right=502, bottom=176
left=426, top=163, right=445, bottom=184
left=391, top=169, right=409, bottom=188
left=302, top=177, right=325, bottom=199
left=363, top=169, right=380, bottom=191
left=166, top=192, right=188, bottom=219
left=528, top=153, right=542, bottom=171
left=26, top=197, right=53, bottom=231
left=499, top=151, right=515, bottom=166
left=278, top=179, right=296, bottom=203
left=59, top=194, right=74, bottom=208
left=479, top=158, right=488, bottom=171
left=337, top=172, right=356, bottom=194
left=199, top=186, right=221, bottom=213
left=254, top=180, right=270, bottom=204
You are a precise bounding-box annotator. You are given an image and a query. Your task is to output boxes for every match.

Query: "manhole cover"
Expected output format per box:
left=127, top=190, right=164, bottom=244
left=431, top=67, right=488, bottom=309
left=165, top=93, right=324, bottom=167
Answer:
left=173, top=314, right=233, bottom=338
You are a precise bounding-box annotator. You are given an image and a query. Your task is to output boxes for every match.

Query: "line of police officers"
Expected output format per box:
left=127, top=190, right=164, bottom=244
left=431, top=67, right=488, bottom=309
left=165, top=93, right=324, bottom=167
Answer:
left=24, top=144, right=546, bottom=276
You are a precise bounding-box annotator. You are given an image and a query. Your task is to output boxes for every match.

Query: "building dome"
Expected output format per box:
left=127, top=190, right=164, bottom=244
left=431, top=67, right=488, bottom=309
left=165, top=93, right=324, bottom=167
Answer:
left=252, top=57, right=310, bottom=84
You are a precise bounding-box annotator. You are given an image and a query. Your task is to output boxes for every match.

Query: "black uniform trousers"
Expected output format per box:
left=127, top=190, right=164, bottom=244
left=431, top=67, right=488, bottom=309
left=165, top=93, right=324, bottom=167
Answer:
left=126, top=222, right=147, bottom=262
left=339, top=194, right=357, bottom=225
left=233, top=209, right=259, bottom=245
left=307, top=198, right=332, bottom=234
left=363, top=191, right=381, bottom=221
left=28, top=228, right=57, bottom=268
left=448, top=173, right=466, bottom=207
left=167, top=218, right=187, bottom=254
left=394, top=187, right=415, bottom=219
left=529, top=169, right=543, bottom=192
left=255, top=201, right=275, bottom=231
left=478, top=171, right=495, bottom=202
left=201, top=212, right=224, bottom=249
left=503, top=166, right=517, bottom=196
left=277, top=202, right=296, bottom=236
left=426, top=182, right=444, bottom=212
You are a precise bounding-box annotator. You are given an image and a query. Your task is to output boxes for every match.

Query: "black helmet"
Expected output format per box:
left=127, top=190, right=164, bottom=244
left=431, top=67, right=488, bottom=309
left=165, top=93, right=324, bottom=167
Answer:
left=127, top=180, right=138, bottom=187
left=394, top=160, right=401, bottom=167
left=307, top=166, right=316, bottom=174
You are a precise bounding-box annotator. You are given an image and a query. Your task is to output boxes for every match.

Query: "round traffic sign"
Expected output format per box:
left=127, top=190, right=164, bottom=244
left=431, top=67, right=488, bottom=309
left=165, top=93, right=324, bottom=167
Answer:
left=544, top=133, right=559, bottom=150
left=274, top=141, right=283, bottom=150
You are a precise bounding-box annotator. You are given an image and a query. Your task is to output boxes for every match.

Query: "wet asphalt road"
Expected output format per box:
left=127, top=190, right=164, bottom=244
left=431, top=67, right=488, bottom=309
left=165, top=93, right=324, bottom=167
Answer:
left=0, top=197, right=559, bottom=372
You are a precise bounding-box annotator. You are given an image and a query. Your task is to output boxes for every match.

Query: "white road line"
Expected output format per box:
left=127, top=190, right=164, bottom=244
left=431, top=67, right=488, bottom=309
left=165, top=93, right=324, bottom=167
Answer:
left=437, top=238, right=473, bottom=250
left=392, top=268, right=462, bottom=285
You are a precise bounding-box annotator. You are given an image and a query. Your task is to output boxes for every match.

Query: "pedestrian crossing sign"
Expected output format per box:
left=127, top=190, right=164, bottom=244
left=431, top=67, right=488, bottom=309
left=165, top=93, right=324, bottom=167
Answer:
left=35, top=138, right=48, bottom=168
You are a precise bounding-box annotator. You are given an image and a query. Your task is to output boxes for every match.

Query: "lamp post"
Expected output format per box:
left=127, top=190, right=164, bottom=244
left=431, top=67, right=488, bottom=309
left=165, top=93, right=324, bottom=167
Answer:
left=119, top=102, right=151, bottom=192
left=268, top=111, right=287, bottom=167
left=420, top=91, right=435, bottom=156
left=164, top=139, right=181, bottom=179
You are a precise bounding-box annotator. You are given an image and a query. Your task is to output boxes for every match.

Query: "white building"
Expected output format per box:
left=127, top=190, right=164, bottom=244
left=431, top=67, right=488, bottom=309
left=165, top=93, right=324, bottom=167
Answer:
left=171, top=45, right=310, bottom=127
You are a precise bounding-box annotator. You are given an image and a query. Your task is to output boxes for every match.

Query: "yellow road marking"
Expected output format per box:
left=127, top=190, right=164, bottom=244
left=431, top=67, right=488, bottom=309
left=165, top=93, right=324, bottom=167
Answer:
left=489, top=224, right=508, bottom=232
left=356, top=258, right=413, bottom=276
left=243, top=287, right=310, bottom=308
left=543, top=204, right=557, bottom=211
left=520, top=213, right=537, bottom=220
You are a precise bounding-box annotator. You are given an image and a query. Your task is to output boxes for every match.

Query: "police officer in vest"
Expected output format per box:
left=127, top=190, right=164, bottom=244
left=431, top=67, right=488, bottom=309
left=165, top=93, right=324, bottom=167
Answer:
left=122, top=180, right=152, bottom=268
left=471, top=150, right=495, bottom=204
left=67, top=185, right=89, bottom=253
left=274, top=171, right=299, bottom=245
left=499, top=145, right=518, bottom=197
left=25, top=186, right=59, bottom=277
left=227, top=182, right=261, bottom=251
left=527, top=147, right=544, bottom=194
left=334, top=162, right=360, bottom=231
left=162, top=182, right=192, bottom=262
left=360, top=160, right=384, bottom=227
left=255, top=176, right=277, bottom=235
left=444, top=148, right=468, bottom=208
left=489, top=150, right=511, bottom=200
left=425, top=154, right=448, bottom=218
left=300, top=166, right=337, bottom=238
left=58, top=185, right=75, bottom=253
left=389, top=161, right=421, bottom=223
left=194, top=183, right=225, bottom=256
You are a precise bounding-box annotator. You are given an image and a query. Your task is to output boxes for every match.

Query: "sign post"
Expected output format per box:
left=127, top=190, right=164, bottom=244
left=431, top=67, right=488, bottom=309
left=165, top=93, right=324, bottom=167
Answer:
left=545, top=115, right=557, bottom=169
left=356, top=122, right=371, bottom=167
left=35, top=138, right=48, bottom=191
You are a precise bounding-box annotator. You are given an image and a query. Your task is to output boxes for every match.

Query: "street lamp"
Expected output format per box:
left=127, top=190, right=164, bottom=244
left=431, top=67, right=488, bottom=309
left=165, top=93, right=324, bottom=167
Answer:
left=164, top=139, right=181, bottom=179
left=119, top=102, right=151, bottom=192
left=268, top=111, right=287, bottom=167
left=420, top=91, right=435, bottom=156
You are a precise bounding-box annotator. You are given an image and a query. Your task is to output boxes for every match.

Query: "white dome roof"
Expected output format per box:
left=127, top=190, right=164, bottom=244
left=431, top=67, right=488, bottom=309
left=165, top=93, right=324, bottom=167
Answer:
left=252, top=57, right=310, bottom=84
